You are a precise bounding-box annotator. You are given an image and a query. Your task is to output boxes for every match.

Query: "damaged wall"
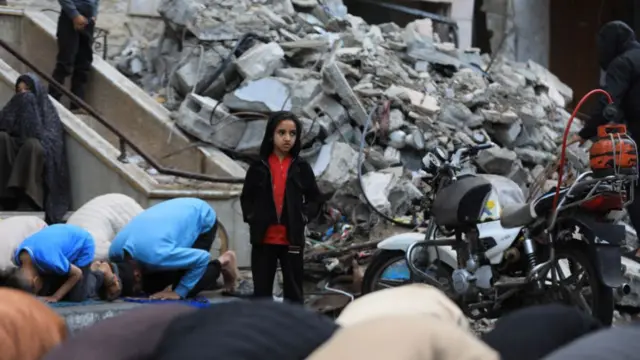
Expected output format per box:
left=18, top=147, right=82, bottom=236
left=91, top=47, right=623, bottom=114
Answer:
left=482, top=0, right=549, bottom=67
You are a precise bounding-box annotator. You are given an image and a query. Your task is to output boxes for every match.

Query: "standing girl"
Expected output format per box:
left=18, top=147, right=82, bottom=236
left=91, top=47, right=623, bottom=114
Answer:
left=241, top=111, right=322, bottom=303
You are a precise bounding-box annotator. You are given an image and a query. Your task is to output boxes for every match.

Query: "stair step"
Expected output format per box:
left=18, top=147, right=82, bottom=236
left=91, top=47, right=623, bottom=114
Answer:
left=0, top=211, right=74, bottom=221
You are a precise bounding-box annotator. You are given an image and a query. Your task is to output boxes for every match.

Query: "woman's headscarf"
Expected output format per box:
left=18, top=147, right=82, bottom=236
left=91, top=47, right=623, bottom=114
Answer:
left=0, top=73, right=70, bottom=223
left=153, top=300, right=339, bottom=360
left=482, top=304, right=603, bottom=360
left=0, top=288, right=68, bottom=360
left=308, top=315, right=500, bottom=360
left=336, top=284, right=469, bottom=330
left=542, top=324, right=640, bottom=360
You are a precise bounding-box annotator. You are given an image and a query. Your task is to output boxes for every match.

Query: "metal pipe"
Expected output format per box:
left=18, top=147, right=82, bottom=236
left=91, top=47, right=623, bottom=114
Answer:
left=0, top=38, right=245, bottom=184
left=616, top=283, right=631, bottom=299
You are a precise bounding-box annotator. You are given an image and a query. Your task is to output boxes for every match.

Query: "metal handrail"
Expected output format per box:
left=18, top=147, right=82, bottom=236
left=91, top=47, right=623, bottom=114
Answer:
left=0, top=38, right=245, bottom=184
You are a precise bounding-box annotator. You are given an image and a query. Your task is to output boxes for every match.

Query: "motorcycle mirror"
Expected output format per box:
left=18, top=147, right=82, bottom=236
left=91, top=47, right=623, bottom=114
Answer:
left=434, top=147, right=448, bottom=161
left=422, top=152, right=441, bottom=171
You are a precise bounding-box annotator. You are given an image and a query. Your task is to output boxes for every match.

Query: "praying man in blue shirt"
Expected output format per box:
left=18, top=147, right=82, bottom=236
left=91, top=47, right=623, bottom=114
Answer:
left=7, top=224, right=121, bottom=302
left=109, top=197, right=239, bottom=300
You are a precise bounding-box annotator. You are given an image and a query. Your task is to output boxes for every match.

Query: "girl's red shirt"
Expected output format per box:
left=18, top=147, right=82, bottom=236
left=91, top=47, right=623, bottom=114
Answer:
left=262, top=153, right=291, bottom=245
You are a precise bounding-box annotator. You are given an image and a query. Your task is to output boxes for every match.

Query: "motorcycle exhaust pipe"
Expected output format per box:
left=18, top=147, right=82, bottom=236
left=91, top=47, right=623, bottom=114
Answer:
left=493, top=276, right=527, bottom=288
left=615, top=283, right=631, bottom=300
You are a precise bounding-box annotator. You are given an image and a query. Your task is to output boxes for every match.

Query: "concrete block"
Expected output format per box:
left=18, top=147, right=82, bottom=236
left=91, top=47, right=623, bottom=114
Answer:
left=321, top=60, right=368, bottom=126
left=176, top=93, right=247, bottom=149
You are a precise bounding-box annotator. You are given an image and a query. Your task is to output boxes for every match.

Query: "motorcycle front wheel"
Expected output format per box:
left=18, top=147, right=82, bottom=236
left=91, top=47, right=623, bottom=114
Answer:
left=545, top=245, right=614, bottom=326
left=361, top=250, right=452, bottom=295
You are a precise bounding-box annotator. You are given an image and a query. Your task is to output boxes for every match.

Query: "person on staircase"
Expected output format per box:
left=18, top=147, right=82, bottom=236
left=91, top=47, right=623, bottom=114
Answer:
left=49, top=0, right=99, bottom=112
left=569, top=21, right=640, bottom=261
left=108, top=197, right=239, bottom=300
left=241, top=111, right=323, bottom=304
left=0, top=74, right=70, bottom=224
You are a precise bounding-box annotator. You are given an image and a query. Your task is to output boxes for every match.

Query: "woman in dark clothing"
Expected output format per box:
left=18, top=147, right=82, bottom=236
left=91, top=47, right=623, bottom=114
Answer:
left=0, top=73, right=70, bottom=224
left=482, top=304, right=603, bottom=360
left=240, top=111, right=322, bottom=303
left=154, top=300, right=338, bottom=360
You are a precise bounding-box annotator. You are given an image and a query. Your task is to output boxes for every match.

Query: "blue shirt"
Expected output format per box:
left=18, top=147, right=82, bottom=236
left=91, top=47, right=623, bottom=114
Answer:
left=109, top=198, right=216, bottom=298
left=14, top=224, right=95, bottom=276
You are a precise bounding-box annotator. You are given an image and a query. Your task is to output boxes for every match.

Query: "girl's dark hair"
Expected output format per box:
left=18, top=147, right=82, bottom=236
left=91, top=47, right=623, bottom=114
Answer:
left=259, top=111, right=303, bottom=158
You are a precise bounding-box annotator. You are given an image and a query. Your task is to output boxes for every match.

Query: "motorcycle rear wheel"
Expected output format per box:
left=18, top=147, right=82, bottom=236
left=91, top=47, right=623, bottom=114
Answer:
left=547, top=245, right=614, bottom=326
left=361, top=250, right=452, bottom=295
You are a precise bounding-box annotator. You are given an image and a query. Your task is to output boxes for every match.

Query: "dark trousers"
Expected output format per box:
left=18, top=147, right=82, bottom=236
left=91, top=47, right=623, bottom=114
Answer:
left=39, top=266, right=103, bottom=302
left=142, top=222, right=221, bottom=297
left=252, top=244, right=304, bottom=304
left=49, top=11, right=94, bottom=109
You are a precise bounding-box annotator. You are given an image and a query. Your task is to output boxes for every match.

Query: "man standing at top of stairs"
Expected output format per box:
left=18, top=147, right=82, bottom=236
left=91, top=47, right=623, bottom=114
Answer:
left=48, top=0, right=100, bottom=112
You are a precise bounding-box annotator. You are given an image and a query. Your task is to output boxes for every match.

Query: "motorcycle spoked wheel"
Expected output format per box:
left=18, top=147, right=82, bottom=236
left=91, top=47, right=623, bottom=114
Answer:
left=542, top=245, right=614, bottom=326
left=361, top=250, right=452, bottom=295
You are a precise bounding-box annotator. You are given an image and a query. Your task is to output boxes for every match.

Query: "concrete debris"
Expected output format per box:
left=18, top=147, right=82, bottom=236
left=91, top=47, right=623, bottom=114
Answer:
left=113, top=0, right=593, bottom=276
left=223, top=77, right=292, bottom=112
left=235, top=42, right=285, bottom=80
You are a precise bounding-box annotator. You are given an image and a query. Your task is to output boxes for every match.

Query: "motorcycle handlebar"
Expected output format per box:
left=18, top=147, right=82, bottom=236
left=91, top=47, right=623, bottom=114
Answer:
left=450, top=143, right=494, bottom=168
left=471, top=143, right=494, bottom=152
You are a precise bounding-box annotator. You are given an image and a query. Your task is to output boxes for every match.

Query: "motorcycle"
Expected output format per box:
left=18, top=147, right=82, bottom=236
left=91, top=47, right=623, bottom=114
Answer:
left=361, top=144, right=634, bottom=325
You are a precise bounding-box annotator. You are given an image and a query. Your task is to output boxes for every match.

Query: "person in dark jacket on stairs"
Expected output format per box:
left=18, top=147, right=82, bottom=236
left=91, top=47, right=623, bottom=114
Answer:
left=241, top=111, right=322, bottom=304
left=49, top=0, right=100, bottom=111
left=570, top=21, right=640, bottom=261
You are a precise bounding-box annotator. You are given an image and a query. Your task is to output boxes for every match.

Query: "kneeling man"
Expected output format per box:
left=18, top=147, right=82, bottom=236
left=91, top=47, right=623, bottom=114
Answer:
left=109, top=197, right=238, bottom=300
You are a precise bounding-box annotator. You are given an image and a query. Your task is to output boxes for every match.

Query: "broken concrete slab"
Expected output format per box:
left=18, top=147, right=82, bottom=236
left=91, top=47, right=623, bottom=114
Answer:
left=176, top=93, right=247, bottom=149
left=312, top=141, right=359, bottom=194
left=321, top=60, right=368, bottom=126
left=302, top=93, right=349, bottom=134
left=235, top=42, right=285, bottom=80
left=278, top=77, right=323, bottom=109
left=360, top=171, right=397, bottom=213
left=235, top=120, right=268, bottom=154
left=514, top=148, right=555, bottom=164
left=475, top=147, right=517, bottom=176
left=223, top=77, right=292, bottom=112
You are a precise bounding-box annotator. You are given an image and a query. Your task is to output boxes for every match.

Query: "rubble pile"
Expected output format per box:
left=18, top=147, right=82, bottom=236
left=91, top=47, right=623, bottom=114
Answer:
left=112, top=0, right=590, bottom=295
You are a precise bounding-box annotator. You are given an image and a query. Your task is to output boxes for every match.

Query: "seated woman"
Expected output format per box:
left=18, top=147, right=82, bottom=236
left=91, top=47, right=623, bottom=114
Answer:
left=0, top=73, right=70, bottom=224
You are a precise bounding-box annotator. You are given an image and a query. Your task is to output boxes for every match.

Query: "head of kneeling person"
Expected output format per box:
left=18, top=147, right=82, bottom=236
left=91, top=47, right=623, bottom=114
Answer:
left=2, top=250, right=45, bottom=294
left=113, top=256, right=144, bottom=297
left=0, top=266, right=38, bottom=294
left=91, top=261, right=123, bottom=301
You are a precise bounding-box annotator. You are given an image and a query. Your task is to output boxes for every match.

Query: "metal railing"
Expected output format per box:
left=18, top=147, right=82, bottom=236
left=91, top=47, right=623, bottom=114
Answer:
left=0, top=38, right=245, bottom=184
left=40, top=9, right=109, bottom=60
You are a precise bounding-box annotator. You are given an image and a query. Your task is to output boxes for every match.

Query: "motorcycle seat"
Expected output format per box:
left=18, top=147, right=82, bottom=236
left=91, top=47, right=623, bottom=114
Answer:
left=500, top=202, right=537, bottom=228
left=500, top=187, right=572, bottom=228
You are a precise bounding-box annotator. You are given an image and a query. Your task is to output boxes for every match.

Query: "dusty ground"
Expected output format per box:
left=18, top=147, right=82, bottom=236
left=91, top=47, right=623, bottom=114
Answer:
left=8, top=0, right=163, bottom=58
